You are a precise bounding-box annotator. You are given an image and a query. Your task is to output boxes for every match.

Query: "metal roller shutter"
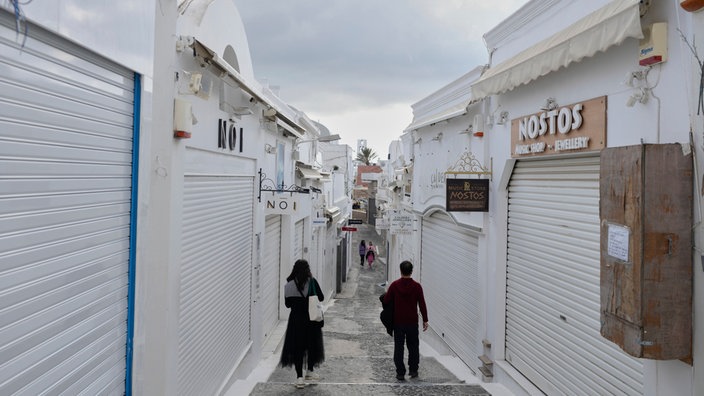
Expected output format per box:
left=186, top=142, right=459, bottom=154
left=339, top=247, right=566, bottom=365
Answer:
left=294, top=219, right=304, bottom=260
left=262, top=215, right=282, bottom=337
left=0, top=12, right=135, bottom=395
left=420, top=212, right=480, bottom=369
left=506, top=156, right=644, bottom=395
left=178, top=175, right=253, bottom=396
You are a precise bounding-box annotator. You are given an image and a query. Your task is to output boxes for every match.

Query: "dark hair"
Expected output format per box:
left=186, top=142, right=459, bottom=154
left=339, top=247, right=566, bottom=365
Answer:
left=360, top=240, right=366, bottom=246
left=400, top=260, right=413, bottom=276
left=287, top=259, right=312, bottom=293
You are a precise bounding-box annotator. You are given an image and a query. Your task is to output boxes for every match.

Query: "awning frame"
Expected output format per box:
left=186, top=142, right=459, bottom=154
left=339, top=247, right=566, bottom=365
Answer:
left=471, top=0, right=643, bottom=100
left=186, top=37, right=305, bottom=138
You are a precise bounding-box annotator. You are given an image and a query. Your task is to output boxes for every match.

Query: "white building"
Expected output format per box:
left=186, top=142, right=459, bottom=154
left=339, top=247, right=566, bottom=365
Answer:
left=387, top=1, right=704, bottom=395
left=0, top=1, right=353, bottom=395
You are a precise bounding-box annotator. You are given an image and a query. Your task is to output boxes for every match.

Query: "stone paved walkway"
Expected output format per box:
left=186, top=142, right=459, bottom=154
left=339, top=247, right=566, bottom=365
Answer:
left=250, top=225, right=492, bottom=395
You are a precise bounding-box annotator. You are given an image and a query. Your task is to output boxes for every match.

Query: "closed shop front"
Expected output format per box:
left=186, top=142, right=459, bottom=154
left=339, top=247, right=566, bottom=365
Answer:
left=506, top=156, right=644, bottom=395
left=263, top=215, right=282, bottom=337
left=0, top=14, right=137, bottom=395
left=178, top=175, right=254, bottom=396
left=420, top=211, right=480, bottom=369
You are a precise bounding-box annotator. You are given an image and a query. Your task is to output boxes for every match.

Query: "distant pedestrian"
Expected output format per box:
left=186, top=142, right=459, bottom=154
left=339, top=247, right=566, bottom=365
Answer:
left=280, top=259, right=325, bottom=389
left=359, top=240, right=366, bottom=266
left=366, top=242, right=377, bottom=268
left=383, top=260, right=428, bottom=381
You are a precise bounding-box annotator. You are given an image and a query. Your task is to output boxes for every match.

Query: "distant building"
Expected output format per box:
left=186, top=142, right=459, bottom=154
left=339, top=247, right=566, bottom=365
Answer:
left=356, top=138, right=367, bottom=154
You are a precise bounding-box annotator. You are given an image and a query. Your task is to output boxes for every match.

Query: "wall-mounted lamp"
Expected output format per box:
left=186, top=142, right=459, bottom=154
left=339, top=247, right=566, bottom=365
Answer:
left=541, top=97, right=559, bottom=111
left=624, top=69, right=648, bottom=87
left=177, top=70, right=213, bottom=99
left=263, top=107, right=277, bottom=117
left=626, top=89, right=649, bottom=107
left=624, top=67, right=652, bottom=107
left=264, top=143, right=277, bottom=154
left=496, top=111, right=509, bottom=125
left=231, top=106, right=253, bottom=116
left=295, top=134, right=342, bottom=146
left=316, top=134, right=342, bottom=143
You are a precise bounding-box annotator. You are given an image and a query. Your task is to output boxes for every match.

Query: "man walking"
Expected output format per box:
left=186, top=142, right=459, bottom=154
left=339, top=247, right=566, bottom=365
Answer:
left=383, top=260, right=428, bottom=380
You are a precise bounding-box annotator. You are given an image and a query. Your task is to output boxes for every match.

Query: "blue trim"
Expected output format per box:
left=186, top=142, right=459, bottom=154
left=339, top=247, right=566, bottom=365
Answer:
left=125, top=72, right=141, bottom=396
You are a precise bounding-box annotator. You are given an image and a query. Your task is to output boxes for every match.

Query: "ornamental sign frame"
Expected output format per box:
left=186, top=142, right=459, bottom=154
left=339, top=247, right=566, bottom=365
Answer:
left=510, top=96, right=606, bottom=158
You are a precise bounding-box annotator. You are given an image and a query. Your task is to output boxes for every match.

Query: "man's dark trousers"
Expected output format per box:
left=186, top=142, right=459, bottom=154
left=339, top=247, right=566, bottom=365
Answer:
left=393, top=324, right=419, bottom=375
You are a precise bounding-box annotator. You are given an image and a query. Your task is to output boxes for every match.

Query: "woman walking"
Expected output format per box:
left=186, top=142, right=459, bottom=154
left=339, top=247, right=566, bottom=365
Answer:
left=366, top=241, right=377, bottom=269
left=280, top=259, right=325, bottom=389
left=358, top=240, right=366, bottom=266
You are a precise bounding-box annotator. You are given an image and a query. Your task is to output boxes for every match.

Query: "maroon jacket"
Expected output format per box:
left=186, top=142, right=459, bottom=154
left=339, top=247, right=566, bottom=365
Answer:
left=383, top=277, right=428, bottom=326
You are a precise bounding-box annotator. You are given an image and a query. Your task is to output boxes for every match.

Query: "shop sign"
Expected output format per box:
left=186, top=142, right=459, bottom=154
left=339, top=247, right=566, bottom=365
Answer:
left=312, top=217, right=327, bottom=226
left=263, top=194, right=301, bottom=215
left=390, top=211, right=414, bottom=235
left=430, top=169, right=446, bottom=190
left=446, top=178, right=489, bottom=212
left=511, top=96, right=606, bottom=158
left=376, top=217, right=390, bottom=230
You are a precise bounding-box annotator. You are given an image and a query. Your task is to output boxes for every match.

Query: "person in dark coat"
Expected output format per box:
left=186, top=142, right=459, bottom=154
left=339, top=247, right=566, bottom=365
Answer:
left=280, top=259, right=325, bottom=389
left=383, top=260, right=428, bottom=381
left=359, top=240, right=366, bottom=266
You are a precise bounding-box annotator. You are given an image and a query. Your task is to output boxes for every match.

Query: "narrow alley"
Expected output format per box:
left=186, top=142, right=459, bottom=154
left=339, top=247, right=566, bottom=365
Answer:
left=3, top=1, right=704, bottom=395
left=236, top=224, right=506, bottom=395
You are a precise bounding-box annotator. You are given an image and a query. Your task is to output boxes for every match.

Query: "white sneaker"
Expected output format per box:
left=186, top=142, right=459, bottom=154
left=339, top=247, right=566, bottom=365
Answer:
left=304, top=371, right=320, bottom=381
left=295, top=377, right=305, bottom=389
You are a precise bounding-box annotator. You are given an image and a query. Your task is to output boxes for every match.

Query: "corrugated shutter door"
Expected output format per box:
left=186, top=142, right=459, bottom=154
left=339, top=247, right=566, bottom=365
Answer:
left=179, top=176, right=253, bottom=396
left=262, top=215, right=282, bottom=337
left=294, top=219, right=304, bottom=260
left=0, top=13, right=134, bottom=395
left=506, top=156, right=644, bottom=395
left=420, top=212, right=480, bottom=369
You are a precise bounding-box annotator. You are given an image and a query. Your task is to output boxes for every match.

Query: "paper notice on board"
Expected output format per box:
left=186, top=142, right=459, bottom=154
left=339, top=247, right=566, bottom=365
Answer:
left=607, top=224, right=630, bottom=262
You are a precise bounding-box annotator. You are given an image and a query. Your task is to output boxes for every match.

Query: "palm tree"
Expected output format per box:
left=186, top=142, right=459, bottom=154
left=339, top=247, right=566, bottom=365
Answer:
left=355, top=147, right=378, bottom=165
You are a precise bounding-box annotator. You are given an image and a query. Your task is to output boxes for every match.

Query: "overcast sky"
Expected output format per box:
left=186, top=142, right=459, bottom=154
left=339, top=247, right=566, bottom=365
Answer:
left=235, top=0, right=529, bottom=158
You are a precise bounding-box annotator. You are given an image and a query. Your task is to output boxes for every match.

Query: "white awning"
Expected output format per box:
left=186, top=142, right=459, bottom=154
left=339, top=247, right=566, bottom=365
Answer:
left=297, top=166, right=323, bottom=180
left=189, top=37, right=304, bottom=137
left=471, top=0, right=643, bottom=100
left=405, top=102, right=467, bottom=131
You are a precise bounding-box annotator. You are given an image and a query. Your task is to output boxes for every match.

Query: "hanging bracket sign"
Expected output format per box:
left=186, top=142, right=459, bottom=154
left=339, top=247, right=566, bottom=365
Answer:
left=446, top=178, right=489, bottom=212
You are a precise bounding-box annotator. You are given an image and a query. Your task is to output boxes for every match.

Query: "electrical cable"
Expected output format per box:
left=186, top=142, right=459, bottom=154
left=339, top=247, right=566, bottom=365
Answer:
left=7, top=0, right=31, bottom=48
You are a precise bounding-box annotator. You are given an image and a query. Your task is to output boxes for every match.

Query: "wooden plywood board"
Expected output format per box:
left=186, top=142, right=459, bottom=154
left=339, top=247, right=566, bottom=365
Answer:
left=600, top=144, right=692, bottom=360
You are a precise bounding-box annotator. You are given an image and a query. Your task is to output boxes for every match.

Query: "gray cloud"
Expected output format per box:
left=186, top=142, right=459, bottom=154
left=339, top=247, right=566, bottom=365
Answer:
left=234, top=0, right=527, bottom=155
left=236, top=0, right=497, bottom=111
